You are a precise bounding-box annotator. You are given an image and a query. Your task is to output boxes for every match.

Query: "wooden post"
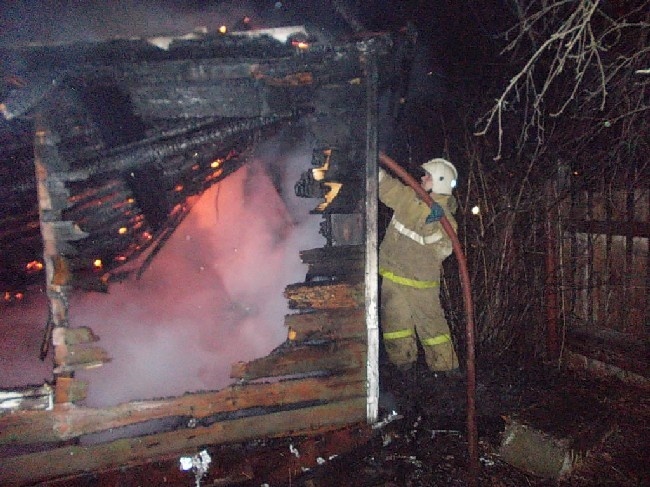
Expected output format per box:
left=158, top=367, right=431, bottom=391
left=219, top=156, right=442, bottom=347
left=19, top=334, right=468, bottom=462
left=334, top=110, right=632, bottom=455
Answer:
left=33, top=115, right=80, bottom=403
left=362, top=44, right=379, bottom=424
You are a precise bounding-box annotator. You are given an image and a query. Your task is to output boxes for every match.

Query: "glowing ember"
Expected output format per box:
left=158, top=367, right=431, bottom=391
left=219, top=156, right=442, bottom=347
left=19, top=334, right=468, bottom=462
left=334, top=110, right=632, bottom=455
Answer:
left=210, top=159, right=222, bottom=168
left=316, top=182, right=342, bottom=212
left=174, top=184, right=184, bottom=192
left=204, top=169, right=224, bottom=183
left=25, top=260, right=44, bottom=273
left=118, top=227, right=128, bottom=235
left=93, top=259, right=103, bottom=269
left=143, top=231, right=152, bottom=240
left=218, top=25, right=227, bottom=34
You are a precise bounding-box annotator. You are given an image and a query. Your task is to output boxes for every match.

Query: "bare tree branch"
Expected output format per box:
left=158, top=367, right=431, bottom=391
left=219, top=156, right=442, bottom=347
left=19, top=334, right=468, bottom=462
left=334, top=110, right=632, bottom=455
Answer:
left=476, top=0, right=650, bottom=159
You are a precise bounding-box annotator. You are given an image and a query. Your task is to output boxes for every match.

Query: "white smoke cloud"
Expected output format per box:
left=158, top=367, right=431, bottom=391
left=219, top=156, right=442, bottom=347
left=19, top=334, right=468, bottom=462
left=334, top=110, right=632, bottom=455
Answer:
left=0, top=0, right=289, bottom=46
left=0, top=134, right=324, bottom=408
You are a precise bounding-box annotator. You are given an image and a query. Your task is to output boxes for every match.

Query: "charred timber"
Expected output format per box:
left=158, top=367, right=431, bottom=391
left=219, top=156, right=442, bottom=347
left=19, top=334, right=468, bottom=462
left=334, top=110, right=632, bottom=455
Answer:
left=0, top=70, right=68, bottom=121
left=299, top=245, right=364, bottom=264
left=66, top=179, right=130, bottom=209
left=231, top=340, right=366, bottom=381
left=0, top=397, right=366, bottom=487
left=57, top=115, right=295, bottom=181
left=0, top=374, right=365, bottom=446
left=284, top=281, right=364, bottom=310
left=285, top=308, right=366, bottom=342
left=67, top=201, right=140, bottom=235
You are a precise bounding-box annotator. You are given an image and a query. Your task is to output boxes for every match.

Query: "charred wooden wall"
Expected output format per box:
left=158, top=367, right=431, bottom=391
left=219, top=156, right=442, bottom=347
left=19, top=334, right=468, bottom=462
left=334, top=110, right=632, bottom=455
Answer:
left=0, top=31, right=396, bottom=485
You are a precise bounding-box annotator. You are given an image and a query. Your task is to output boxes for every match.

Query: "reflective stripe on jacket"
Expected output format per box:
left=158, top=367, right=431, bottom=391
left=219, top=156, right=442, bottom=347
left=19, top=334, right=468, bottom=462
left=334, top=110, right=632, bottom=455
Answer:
left=421, top=333, right=451, bottom=346
left=383, top=328, right=414, bottom=340
left=379, top=267, right=439, bottom=289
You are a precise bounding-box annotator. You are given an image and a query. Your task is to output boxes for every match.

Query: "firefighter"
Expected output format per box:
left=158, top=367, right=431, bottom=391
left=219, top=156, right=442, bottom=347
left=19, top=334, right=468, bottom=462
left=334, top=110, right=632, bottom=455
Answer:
left=378, top=157, right=459, bottom=374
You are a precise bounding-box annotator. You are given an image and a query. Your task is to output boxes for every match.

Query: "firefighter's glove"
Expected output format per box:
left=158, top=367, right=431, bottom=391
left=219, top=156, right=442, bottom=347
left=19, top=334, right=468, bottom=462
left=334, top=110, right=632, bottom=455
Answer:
left=425, top=202, right=445, bottom=223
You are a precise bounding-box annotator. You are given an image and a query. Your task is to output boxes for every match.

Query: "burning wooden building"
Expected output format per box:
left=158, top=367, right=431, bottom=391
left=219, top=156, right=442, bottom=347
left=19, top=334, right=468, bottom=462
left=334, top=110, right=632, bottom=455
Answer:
left=0, top=22, right=414, bottom=486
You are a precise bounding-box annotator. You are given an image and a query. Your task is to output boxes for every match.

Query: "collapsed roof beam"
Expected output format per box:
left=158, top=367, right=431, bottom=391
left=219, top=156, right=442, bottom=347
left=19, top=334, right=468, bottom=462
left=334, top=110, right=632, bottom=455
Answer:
left=58, top=114, right=295, bottom=181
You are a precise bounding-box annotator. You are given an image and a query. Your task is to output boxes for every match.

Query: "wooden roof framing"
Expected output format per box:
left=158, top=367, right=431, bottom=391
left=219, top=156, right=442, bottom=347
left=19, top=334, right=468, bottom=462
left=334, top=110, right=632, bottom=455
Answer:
left=0, top=26, right=402, bottom=485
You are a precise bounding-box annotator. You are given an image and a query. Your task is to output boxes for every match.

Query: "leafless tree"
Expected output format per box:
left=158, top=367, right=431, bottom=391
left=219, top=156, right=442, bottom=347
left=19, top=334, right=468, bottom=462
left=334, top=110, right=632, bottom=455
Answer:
left=475, top=0, right=649, bottom=161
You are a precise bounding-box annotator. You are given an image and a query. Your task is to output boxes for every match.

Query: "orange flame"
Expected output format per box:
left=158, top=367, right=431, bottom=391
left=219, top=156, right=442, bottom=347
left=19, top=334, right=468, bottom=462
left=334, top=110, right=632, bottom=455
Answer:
left=26, top=260, right=44, bottom=273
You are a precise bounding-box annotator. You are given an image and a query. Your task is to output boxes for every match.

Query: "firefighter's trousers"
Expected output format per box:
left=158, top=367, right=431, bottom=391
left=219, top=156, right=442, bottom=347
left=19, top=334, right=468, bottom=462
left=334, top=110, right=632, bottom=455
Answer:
left=380, top=275, right=458, bottom=371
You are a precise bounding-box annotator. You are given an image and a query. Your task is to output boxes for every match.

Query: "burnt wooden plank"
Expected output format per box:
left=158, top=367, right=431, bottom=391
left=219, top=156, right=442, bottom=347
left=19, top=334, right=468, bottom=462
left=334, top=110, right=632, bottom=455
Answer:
left=285, top=308, right=365, bottom=341
left=306, top=257, right=364, bottom=281
left=284, top=281, right=364, bottom=310
left=231, top=340, right=366, bottom=380
left=299, top=244, right=364, bottom=264
left=129, top=82, right=292, bottom=119
left=0, top=397, right=368, bottom=487
left=0, top=373, right=364, bottom=445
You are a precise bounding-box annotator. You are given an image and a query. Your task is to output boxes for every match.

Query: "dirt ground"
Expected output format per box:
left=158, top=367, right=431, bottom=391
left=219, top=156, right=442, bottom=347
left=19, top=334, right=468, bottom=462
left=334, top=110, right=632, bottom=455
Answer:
left=45, top=360, right=649, bottom=487
left=281, top=362, right=649, bottom=487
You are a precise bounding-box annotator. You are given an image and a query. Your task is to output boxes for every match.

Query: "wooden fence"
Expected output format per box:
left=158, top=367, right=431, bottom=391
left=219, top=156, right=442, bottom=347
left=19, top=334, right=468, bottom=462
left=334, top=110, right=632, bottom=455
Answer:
left=557, top=175, right=649, bottom=382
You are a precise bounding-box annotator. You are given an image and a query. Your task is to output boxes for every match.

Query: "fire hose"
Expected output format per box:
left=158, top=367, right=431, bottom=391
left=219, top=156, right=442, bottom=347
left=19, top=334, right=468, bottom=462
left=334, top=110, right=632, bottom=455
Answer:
left=378, top=152, right=479, bottom=482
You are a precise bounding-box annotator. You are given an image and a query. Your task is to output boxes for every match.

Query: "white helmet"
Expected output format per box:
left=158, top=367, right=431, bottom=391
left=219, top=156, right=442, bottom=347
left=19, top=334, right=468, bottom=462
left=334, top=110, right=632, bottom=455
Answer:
left=421, top=158, right=457, bottom=195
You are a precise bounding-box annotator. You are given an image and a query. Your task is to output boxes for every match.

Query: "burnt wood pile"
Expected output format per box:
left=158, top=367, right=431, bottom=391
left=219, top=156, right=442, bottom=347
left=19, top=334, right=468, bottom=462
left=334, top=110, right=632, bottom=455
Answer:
left=0, top=24, right=404, bottom=486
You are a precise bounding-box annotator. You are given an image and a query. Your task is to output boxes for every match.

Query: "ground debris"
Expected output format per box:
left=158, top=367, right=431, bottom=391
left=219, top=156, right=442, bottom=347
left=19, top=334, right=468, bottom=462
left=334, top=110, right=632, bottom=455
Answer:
left=42, top=364, right=648, bottom=486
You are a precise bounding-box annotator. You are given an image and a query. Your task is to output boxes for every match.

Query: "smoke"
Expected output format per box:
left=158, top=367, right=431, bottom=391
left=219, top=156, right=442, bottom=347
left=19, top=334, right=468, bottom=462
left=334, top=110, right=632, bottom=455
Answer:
left=0, top=0, right=348, bottom=47
left=1, top=133, right=323, bottom=407
left=0, top=292, right=51, bottom=388
left=0, top=1, right=272, bottom=46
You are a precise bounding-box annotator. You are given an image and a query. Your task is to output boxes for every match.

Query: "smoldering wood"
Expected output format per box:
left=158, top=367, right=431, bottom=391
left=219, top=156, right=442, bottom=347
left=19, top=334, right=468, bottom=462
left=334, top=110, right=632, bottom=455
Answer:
left=0, top=29, right=405, bottom=485
left=65, top=179, right=132, bottom=213
left=57, top=115, right=292, bottom=182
